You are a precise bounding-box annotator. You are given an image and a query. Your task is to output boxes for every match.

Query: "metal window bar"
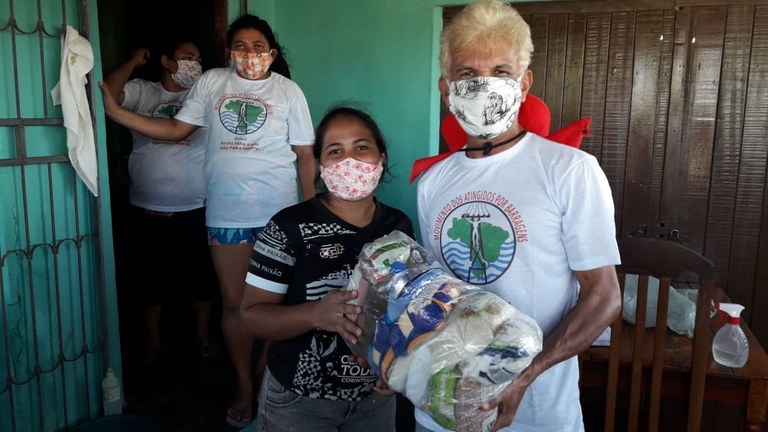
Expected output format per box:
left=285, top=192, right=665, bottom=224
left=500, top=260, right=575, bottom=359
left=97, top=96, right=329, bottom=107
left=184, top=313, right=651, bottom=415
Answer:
left=0, top=0, right=108, bottom=430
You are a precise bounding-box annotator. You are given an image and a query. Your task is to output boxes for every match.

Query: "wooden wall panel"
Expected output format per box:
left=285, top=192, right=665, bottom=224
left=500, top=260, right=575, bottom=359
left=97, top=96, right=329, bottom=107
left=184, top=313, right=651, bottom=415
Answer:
left=754, top=6, right=768, bottom=350
left=731, top=6, right=768, bottom=328
left=660, top=6, right=692, bottom=241
left=649, top=11, right=677, bottom=225
left=705, top=5, right=753, bottom=307
left=524, top=13, right=588, bottom=131
left=543, top=13, right=568, bottom=130
left=525, top=14, right=551, bottom=99
left=621, top=10, right=666, bottom=240
left=562, top=13, right=586, bottom=127
left=601, top=12, right=636, bottom=232
left=679, top=7, right=726, bottom=252
left=579, top=13, right=610, bottom=161
left=757, top=133, right=768, bottom=346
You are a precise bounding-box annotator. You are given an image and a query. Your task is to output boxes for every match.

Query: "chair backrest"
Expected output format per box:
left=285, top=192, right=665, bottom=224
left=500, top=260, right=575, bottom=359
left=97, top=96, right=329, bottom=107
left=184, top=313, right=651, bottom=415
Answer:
left=604, top=237, right=716, bottom=432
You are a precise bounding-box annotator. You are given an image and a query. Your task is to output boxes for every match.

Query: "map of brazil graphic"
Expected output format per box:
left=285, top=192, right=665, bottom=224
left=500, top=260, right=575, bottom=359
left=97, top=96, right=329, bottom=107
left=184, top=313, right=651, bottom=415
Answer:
left=152, top=102, right=181, bottom=119
left=218, top=97, right=268, bottom=135
left=153, top=104, right=181, bottom=118
left=440, top=201, right=516, bottom=284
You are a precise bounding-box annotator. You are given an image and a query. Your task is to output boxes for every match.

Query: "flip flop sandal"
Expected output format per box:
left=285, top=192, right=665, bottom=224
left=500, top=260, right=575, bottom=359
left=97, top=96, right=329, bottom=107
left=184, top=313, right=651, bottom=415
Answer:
left=198, top=341, right=220, bottom=359
left=225, top=402, right=253, bottom=429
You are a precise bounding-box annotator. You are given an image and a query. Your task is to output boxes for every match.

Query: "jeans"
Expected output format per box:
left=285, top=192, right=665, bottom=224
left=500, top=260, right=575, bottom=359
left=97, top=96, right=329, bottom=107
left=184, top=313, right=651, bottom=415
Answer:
left=257, top=367, right=396, bottom=432
left=414, top=422, right=436, bottom=432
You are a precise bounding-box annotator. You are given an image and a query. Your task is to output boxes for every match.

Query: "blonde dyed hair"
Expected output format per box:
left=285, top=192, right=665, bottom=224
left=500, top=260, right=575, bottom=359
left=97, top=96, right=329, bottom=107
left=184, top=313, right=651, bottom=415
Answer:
left=440, top=0, right=533, bottom=78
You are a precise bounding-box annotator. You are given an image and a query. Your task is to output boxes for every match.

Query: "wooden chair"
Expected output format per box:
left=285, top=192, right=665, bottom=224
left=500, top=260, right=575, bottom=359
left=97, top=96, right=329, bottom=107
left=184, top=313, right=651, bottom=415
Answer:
left=603, top=237, right=716, bottom=432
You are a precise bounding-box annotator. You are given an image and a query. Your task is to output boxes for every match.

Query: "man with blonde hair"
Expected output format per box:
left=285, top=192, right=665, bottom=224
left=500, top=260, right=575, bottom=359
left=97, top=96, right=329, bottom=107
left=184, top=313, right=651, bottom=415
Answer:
left=415, top=1, right=622, bottom=430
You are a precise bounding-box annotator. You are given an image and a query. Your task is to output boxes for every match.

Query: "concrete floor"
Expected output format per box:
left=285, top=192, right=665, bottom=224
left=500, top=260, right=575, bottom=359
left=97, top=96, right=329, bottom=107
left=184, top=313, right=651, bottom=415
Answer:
left=118, top=300, right=240, bottom=431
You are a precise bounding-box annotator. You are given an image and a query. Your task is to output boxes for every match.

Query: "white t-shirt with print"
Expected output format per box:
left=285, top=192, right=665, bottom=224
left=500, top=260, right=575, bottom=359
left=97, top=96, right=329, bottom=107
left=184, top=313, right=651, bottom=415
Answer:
left=416, top=133, right=621, bottom=432
left=122, top=79, right=206, bottom=212
left=175, top=68, right=314, bottom=227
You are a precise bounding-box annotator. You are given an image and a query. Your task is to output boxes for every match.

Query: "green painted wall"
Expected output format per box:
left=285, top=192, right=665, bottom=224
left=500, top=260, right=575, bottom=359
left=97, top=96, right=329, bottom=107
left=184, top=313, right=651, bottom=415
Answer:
left=238, top=0, right=552, bottom=238
left=247, top=0, right=450, bottom=235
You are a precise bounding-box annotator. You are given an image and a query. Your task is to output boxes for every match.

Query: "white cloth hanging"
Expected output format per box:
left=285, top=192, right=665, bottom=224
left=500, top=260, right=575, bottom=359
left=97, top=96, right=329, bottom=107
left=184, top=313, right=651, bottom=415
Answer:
left=51, top=25, right=98, bottom=196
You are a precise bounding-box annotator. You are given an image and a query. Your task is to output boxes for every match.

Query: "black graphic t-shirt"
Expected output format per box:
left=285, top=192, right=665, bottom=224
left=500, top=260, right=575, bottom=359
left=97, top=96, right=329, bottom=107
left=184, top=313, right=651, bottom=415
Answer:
left=247, top=195, right=414, bottom=401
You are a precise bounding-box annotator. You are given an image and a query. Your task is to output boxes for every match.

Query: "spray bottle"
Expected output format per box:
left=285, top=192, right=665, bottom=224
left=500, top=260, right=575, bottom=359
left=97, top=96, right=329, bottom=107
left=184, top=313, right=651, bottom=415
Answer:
left=712, top=303, right=749, bottom=368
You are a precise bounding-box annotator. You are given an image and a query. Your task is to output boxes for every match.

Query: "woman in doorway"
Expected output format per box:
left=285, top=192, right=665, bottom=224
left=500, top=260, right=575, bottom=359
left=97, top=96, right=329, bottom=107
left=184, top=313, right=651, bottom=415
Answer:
left=240, top=106, right=412, bottom=431
left=102, top=38, right=219, bottom=365
left=100, top=14, right=315, bottom=429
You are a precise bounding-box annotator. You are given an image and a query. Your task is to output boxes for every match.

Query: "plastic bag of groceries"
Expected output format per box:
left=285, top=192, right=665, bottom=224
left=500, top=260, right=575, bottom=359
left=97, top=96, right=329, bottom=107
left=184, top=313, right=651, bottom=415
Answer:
left=345, top=230, right=543, bottom=432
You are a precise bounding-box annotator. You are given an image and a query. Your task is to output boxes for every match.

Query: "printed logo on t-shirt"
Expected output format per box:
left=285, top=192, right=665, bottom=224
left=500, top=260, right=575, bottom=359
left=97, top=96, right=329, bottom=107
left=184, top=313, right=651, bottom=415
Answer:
left=149, top=101, right=190, bottom=145
left=432, top=190, right=527, bottom=285
left=319, top=243, right=344, bottom=259
left=215, top=94, right=270, bottom=135
left=292, top=332, right=374, bottom=401
left=305, top=264, right=354, bottom=301
left=150, top=101, right=182, bottom=119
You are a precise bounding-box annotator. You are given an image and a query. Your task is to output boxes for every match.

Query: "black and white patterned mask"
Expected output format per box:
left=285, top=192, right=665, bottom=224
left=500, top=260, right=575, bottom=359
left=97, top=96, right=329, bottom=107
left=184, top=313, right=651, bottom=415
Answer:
left=448, top=76, right=523, bottom=139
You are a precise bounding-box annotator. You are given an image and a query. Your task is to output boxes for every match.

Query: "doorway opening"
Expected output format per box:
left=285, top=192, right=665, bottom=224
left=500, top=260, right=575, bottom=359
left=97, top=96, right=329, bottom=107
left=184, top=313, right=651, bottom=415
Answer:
left=95, top=1, right=237, bottom=429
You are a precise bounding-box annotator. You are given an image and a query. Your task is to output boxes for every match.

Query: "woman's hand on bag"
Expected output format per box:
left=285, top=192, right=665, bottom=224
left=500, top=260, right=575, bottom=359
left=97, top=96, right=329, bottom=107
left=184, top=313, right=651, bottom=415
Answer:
left=372, top=377, right=395, bottom=396
left=349, top=354, right=369, bottom=368
left=313, top=289, right=363, bottom=344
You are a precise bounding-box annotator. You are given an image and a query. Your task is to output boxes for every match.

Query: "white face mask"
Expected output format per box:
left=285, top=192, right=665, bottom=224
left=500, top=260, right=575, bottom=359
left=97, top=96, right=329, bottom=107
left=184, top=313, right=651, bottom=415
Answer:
left=320, top=157, right=384, bottom=201
left=171, top=60, right=202, bottom=89
left=448, top=76, right=523, bottom=139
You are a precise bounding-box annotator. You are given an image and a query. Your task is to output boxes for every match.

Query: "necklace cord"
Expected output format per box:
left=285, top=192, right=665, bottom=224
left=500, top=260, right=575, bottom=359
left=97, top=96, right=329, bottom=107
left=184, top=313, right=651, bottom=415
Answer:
left=461, top=130, right=528, bottom=156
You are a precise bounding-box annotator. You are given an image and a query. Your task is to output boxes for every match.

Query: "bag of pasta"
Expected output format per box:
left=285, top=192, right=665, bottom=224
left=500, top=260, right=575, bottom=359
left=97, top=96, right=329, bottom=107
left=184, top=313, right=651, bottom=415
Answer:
left=345, top=231, right=543, bottom=432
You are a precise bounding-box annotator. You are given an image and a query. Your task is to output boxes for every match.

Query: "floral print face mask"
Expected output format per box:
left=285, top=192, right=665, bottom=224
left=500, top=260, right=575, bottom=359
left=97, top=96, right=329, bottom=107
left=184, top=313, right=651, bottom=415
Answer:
left=170, top=59, right=202, bottom=89
left=320, top=157, right=384, bottom=201
left=230, top=50, right=273, bottom=80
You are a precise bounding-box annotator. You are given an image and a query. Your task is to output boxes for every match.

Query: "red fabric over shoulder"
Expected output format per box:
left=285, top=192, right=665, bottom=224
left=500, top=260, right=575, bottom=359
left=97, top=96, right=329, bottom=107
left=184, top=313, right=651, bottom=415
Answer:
left=518, top=94, right=551, bottom=137
left=547, top=118, right=591, bottom=148
left=409, top=94, right=592, bottom=184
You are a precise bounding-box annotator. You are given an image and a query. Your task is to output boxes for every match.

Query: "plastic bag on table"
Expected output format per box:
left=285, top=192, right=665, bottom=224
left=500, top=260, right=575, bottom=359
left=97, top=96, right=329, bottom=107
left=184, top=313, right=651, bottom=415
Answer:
left=345, top=230, right=543, bottom=432
left=621, top=274, right=697, bottom=338
left=677, top=288, right=720, bottom=320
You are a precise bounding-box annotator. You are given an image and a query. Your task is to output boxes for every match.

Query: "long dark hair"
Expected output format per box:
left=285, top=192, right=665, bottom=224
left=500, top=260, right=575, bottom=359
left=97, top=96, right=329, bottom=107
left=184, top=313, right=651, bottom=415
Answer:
left=227, top=14, right=291, bottom=78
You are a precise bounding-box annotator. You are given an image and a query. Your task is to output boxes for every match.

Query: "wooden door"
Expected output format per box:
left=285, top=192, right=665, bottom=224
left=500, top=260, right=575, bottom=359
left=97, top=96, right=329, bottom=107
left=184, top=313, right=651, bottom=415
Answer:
left=444, top=0, right=768, bottom=346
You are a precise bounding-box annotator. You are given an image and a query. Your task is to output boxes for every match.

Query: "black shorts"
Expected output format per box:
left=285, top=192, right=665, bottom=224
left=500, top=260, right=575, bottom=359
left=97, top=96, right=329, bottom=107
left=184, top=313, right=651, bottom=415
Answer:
left=127, top=205, right=218, bottom=306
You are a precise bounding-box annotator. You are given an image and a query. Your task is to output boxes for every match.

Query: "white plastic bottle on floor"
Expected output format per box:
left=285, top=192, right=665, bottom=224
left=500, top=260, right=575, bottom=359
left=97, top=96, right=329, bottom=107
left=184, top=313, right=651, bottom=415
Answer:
left=712, top=303, right=749, bottom=368
left=102, top=367, right=123, bottom=416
